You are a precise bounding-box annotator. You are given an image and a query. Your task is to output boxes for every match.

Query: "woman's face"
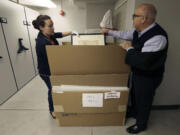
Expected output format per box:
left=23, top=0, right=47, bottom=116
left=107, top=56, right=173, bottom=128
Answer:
left=40, top=19, right=54, bottom=37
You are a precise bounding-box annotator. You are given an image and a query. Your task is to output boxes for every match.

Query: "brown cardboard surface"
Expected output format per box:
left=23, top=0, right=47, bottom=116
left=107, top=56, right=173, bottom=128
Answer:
left=50, top=74, right=129, bottom=86
left=51, top=74, right=129, bottom=113
left=46, top=45, right=130, bottom=126
left=52, top=90, right=128, bottom=113
left=62, top=42, right=72, bottom=45
left=46, top=45, right=130, bottom=75
left=55, top=112, right=126, bottom=126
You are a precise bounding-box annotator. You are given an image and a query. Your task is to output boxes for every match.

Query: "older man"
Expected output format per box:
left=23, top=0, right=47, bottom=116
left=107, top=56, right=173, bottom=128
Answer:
left=102, top=3, right=168, bottom=134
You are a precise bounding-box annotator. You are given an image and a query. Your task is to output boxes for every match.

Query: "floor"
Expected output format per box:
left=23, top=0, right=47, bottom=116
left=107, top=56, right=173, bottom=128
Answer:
left=0, top=75, right=180, bottom=135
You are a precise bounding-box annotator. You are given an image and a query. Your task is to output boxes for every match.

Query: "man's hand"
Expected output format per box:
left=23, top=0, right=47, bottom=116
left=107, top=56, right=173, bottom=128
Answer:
left=120, top=42, right=133, bottom=51
left=100, top=27, right=109, bottom=34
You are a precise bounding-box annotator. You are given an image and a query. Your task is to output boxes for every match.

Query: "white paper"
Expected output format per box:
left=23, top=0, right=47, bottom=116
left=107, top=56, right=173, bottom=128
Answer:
left=60, top=85, right=128, bottom=91
left=73, top=35, right=105, bottom=45
left=72, top=31, right=80, bottom=37
left=82, top=93, right=103, bottom=107
left=78, top=40, right=99, bottom=45
left=104, top=92, right=120, bottom=99
left=100, top=9, right=113, bottom=28
left=52, top=85, right=129, bottom=93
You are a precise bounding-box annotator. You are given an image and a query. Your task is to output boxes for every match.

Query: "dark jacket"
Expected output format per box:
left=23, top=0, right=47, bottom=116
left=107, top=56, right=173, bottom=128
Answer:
left=125, top=24, right=168, bottom=77
left=36, top=32, right=63, bottom=75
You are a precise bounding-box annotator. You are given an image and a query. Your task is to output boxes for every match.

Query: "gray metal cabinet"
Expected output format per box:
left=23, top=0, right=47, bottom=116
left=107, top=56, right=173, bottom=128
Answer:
left=0, top=24, right=18, bottom=104
left=24, top=7, right=39, bottom=75
left=0, top=1, right=35, bottom=89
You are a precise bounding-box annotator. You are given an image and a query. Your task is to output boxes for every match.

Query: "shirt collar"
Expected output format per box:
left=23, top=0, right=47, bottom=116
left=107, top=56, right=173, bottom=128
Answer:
left=138, top=23, right=156, bottom=37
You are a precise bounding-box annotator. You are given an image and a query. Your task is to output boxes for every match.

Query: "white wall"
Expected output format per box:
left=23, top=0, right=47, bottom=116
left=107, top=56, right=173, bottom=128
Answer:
left=86, top=3, right=114, bottom=29
left=37, top=0, right=87, bottom=43
left=113, top=0, right=135, bottom=43
left=114, top=0, right=135, bottom=30
left=115, top=0, right=180, bottom=105
left=134, top=0, right=180, bottom=105
left=37, top=0, right=115, bottom=43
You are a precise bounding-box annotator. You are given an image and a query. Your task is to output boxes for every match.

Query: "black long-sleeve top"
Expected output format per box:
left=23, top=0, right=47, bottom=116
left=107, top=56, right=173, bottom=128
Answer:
left=35, top=32, right=63, bottom=75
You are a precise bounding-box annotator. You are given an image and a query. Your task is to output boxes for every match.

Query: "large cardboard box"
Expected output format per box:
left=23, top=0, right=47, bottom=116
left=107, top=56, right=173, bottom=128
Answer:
left=46, top=45, right=130, bottom=126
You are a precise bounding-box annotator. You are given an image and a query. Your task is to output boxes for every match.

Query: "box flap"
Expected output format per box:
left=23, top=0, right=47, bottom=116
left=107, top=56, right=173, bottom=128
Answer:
left=55, top=112, right=126, bottom=126
left=51, top=74, right=129, bottom=113
left=50, top=74, right=129, bottom=86
left=46, top=45, right=130, bottom=75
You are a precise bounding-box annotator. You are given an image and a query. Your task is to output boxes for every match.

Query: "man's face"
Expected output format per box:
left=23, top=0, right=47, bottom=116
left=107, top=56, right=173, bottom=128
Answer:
left=133, top=7, right=145, bottom=31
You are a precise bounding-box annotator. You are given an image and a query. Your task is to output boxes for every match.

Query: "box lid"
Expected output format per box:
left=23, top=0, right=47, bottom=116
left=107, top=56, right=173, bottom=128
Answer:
left=46, top=45, right=130, bottom=75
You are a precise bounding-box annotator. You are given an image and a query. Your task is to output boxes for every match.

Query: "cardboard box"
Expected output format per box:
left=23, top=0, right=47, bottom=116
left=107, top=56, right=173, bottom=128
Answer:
left=62, top=42, right=72, bottom=45
left=46, top=45, right=129, bottom=75
left=55, top=112, right=126, bottom=126
left=46, top=45, right=130, bottom=126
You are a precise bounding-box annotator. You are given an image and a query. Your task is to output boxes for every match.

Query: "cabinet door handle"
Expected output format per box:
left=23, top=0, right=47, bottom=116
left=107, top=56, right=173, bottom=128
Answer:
left=17, top=38, right=29, bottom=54
left=0, top=56, right=3, bottom=59
left=0, top=17, right=7, bottom=24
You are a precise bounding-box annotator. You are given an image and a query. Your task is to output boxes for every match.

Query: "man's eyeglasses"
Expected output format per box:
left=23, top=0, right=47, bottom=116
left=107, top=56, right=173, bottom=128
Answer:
left=132, top=14, right=144, bottom=19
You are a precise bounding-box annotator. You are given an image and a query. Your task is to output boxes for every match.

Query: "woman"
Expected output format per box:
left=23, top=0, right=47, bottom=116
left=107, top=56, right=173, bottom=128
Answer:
left=32, top=15, right=72, bottom=119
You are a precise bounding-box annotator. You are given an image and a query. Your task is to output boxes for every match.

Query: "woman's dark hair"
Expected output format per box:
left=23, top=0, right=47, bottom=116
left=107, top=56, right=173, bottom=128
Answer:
left=32, top=15, right=51, bottom=30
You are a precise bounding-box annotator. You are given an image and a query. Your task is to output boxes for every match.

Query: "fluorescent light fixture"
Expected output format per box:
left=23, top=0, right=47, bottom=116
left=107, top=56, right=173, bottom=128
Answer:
left=9, top=0, right=18, bottom=3
left=19, top=0, right=57, bottom=8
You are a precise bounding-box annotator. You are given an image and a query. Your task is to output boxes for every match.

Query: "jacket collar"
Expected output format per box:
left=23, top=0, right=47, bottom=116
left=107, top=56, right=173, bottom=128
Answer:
left=37, top=31, right=52, bottom=44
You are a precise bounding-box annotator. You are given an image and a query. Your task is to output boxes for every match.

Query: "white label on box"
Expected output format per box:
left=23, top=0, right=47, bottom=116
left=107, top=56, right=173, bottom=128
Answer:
left=82, top=93, right=103, bottom=107
left=104, top=92, right=120, bottom=99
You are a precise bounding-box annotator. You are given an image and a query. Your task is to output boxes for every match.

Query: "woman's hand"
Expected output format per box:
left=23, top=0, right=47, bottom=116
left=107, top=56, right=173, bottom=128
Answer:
left=62, top=31, right=72, bottom=37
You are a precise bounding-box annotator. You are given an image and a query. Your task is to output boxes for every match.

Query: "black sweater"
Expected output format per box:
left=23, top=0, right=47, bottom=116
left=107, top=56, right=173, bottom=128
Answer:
left=125, top=24, right=168, bottom=76
left=35, top=32, right=63, bottom=75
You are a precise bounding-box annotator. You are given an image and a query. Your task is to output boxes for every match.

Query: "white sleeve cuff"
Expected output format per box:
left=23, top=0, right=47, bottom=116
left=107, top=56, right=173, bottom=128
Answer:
left=127, top=47, right=134, bottom=51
